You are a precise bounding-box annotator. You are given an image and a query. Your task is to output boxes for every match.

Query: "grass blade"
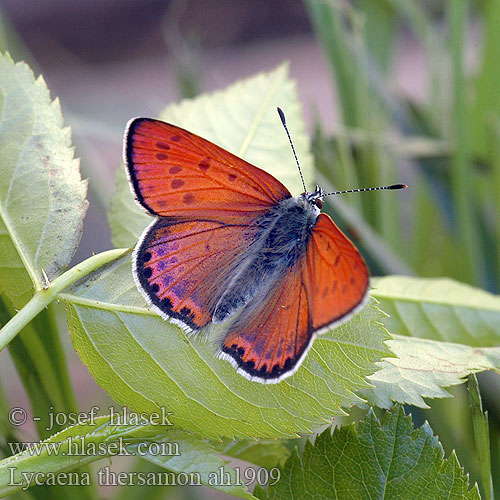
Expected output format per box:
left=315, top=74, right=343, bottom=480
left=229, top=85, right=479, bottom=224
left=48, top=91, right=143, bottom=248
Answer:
left=468, top=374, right=494, bottom=500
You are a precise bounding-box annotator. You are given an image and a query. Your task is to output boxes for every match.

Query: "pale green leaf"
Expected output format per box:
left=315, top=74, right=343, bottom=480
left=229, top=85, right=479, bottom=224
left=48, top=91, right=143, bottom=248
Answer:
left=254, top=406, right=480, bottom=500
left=364, top=276, right=500, bottom=408
left=0, top=53, right=88, bottom=308
left=371, top=275, right=500, bottom=345
left=0, top=415, right=256, bottom=499
left=62, top=253, right=391, bottom=439
left=109, top=62, right=313, bottom=248
left=361, top=335, right=500, bottom=408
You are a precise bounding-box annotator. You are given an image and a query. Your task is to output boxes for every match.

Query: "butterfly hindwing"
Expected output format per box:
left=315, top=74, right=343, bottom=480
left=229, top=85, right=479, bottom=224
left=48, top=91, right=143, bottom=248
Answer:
left=219, top=259, right=312, bottom=383
left=134, top=218, right=260, bottom=331
left=125, top=118, right=292, bottom=223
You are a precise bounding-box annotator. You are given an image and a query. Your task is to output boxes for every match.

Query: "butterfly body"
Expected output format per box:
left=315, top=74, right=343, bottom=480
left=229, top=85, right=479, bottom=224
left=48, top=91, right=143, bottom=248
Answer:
left=125, top=117, right=370, bottom=383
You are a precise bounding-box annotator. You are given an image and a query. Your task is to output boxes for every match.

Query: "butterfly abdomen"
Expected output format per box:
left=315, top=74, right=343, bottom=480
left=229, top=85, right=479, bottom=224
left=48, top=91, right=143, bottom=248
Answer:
left=212, top=197, right=317, bottom=324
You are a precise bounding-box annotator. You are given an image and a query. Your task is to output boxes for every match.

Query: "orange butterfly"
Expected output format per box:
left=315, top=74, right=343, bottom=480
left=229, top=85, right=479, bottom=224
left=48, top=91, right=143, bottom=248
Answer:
left=124, top=109, right=405, bottom=383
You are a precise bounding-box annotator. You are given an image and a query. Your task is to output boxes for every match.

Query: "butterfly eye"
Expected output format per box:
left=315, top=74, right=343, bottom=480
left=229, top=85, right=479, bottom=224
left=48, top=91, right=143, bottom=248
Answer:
left=315, top=199, right=323, bottom=209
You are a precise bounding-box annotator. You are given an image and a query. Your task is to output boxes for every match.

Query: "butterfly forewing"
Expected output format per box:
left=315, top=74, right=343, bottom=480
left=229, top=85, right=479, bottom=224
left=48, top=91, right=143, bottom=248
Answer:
left=125, top=118, right=291, bottom=223
left=305, top=213, right=369, bottom=331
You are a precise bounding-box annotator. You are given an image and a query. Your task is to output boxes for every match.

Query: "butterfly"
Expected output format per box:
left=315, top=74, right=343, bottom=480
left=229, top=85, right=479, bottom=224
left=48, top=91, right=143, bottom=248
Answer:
left=124, top=108, right=406, bottom=383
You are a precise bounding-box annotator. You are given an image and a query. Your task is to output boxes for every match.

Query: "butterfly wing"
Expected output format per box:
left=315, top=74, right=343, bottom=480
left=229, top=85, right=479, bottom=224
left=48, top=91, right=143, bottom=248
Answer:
left=219, top=260, right=311, bottom=383
left=134, top=218, right=260, bottom=331
left=304, top=213, right=369, bottom=332
left=219, top=213, right=369, bottom=383
left=125, top=118, right=292, bottom=223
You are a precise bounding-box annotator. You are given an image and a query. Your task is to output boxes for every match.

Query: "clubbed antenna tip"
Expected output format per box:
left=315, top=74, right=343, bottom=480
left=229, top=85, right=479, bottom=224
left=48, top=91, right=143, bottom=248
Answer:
left=277, top=106, right=306, bottom=192
left=277, top=107, right=286, bottom=125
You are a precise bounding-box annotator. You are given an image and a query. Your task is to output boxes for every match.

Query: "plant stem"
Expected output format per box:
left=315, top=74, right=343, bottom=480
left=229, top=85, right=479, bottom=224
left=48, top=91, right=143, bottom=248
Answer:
left=0, top=248, right=128, bottom=352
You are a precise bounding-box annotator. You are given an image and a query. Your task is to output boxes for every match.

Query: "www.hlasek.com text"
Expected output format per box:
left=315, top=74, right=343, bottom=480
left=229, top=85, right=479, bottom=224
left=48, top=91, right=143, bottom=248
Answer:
left=8, top=436, right=179, bottom=457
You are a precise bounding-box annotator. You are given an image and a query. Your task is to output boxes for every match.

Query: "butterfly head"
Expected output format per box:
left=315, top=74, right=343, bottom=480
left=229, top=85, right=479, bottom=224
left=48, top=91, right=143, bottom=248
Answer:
left=299, top=185, right=324, bottom=213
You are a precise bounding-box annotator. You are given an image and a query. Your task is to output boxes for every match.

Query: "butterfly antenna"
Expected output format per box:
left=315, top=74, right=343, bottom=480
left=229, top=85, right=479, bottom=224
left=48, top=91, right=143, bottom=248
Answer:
left=277, top=107, right=307, bottom=192
left=324, top=184, right=408, bottom=197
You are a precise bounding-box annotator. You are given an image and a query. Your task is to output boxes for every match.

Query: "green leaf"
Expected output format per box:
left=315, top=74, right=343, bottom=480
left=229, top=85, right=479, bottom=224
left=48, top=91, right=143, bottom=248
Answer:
left=127, top=430, right=257, bottom=499
left=371, top=275, right=500, bottom=345
left=215, top=439, right=291, bottom=470
left=109, top=165, right=150, bottom=249
left=0, top=299, right=96, bottom=500
left=62, top=253, right=391, bottom=439
left=111, top=459, right=177, bottom=500
left=304, top=0, right=358, bottom=127
left=0, top=416, right=256, bottom=499
left=254, top=405, right=480, bottom=500
left=1, top=293, right=78, bottom=440
left=361, top=334, right=500, bottom=409
left=357, top=0, right=397, bottom=71
left=0, top=248, right=127, bottom=352
left=446, top=0, right=484, bottom=287
left=0, top=53, right=88, bottom=308
left=0, top=367, right=20, bottom=461
left=109, top=62, right=313, bottom=248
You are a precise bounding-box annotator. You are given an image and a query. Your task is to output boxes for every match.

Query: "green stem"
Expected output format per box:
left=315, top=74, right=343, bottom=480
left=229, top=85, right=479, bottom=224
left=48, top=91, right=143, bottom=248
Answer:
left=0, top=248, right=128, bottom=351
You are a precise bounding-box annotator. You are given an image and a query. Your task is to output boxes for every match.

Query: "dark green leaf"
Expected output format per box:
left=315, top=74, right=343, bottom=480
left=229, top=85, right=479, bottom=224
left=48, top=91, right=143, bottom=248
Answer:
left=255, top=406, right=480, bottom=500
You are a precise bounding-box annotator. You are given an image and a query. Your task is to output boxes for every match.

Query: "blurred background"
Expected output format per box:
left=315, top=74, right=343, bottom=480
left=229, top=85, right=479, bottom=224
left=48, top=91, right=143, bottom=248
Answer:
left=1, top=0, right=500, bottom=498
